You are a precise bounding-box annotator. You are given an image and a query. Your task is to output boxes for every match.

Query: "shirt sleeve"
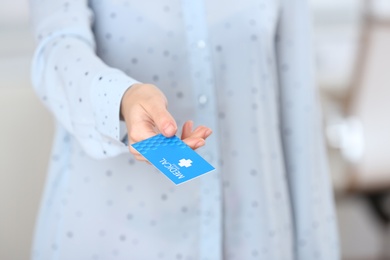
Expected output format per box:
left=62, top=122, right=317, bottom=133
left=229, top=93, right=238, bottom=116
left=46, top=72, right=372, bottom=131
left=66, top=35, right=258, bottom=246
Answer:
left=275, top=0, right=340, bottom=259
left=30, top=0, right=139, bottom=159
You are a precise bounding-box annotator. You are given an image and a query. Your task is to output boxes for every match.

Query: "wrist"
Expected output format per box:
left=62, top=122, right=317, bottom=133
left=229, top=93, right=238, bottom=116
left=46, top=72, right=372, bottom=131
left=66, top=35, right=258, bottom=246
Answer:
left=120, top=83, right=142, bottom=120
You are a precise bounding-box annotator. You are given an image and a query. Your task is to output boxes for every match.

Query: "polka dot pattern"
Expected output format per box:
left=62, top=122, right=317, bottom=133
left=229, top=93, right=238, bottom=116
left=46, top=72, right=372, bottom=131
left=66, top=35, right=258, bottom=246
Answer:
left=30, top=0, right=340, bottom=259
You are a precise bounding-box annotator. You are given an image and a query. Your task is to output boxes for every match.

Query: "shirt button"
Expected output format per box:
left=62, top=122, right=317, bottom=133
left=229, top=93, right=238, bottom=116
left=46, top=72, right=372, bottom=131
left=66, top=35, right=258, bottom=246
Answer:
left=197, top=40, right=206, bottom=49
left=198, top=94, right=208, bottom=105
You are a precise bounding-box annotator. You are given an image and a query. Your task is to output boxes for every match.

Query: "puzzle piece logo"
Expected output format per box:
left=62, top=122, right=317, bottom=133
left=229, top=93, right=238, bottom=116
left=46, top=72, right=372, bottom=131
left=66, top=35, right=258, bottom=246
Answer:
left=178, top=158, right=193, bottom=168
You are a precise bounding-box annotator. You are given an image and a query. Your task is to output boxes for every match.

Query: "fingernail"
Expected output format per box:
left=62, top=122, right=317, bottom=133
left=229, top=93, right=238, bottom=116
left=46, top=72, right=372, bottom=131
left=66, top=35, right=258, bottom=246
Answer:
left=163, top=124, right=175, bottom=136
left=205, top=129, right=212, bottom=136
left=187, top=120, right=194, bottom=129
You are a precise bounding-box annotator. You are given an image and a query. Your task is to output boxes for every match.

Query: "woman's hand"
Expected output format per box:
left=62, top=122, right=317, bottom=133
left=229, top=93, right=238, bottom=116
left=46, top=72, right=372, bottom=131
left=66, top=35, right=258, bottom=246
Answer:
left=120, top=83, right=212, bottom=162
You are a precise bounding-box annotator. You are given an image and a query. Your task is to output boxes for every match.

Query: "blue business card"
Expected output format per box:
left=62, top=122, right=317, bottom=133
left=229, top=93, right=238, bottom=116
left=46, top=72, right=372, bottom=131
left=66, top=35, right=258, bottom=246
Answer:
left=131, top=134, right=215, bottom=185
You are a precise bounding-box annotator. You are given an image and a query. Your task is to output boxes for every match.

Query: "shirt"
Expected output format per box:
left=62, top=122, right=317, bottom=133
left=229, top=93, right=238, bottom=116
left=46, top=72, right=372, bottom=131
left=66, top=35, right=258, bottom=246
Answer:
left=29, top=0, right=340, bottom=259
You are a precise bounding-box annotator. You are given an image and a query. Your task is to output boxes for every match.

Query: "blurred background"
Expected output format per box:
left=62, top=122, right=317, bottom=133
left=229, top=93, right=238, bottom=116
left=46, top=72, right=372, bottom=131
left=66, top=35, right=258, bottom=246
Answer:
left=1, top=0, right=390, bottom=259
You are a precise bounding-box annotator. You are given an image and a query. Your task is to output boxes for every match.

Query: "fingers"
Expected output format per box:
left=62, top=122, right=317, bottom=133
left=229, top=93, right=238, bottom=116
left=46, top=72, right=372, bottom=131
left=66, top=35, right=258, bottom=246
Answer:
left=191, top=125, right=212, bottom=139
left=123, top=85, right=212, bottom=159
left=121, top=83, right=177, bottom=141
left=181, top=120, right=193, bottom=140
left=128, top=124, right=212, bottom=164
left=182, top=137, right=206, bottom=150
left=181, top=122, right=213, bottom=150
left=128, top=145, right=151, bottom=164
left=142, top=98, right=177, bottom=137
left=181, top=120, right=212, bottom=139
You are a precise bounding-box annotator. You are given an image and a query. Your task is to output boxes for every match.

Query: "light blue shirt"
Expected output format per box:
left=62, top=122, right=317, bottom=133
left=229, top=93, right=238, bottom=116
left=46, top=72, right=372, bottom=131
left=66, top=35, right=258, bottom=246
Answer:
left=30, top=0, right=340, bottom=259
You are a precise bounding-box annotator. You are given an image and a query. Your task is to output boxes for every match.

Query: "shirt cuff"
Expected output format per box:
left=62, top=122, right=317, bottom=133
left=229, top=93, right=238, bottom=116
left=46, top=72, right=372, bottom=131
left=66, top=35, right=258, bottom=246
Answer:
left=90, top=68, right=139, bottom=150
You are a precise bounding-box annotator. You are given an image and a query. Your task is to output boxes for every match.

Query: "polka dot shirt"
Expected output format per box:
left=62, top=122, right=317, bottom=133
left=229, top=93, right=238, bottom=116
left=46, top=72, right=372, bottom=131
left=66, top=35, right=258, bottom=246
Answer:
left=30, top=0, right=340, bottom=259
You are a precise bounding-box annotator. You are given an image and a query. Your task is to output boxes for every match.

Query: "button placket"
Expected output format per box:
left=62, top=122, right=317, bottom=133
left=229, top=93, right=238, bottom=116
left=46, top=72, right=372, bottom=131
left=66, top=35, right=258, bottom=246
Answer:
left=198, top=94, right=208, bottom=106
left=181, top=1, right=223, bottom=260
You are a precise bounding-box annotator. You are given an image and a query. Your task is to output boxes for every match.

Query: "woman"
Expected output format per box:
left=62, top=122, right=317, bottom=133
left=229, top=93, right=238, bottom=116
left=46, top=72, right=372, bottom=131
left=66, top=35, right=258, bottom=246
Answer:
left=30, top=0, right=339, bottom=259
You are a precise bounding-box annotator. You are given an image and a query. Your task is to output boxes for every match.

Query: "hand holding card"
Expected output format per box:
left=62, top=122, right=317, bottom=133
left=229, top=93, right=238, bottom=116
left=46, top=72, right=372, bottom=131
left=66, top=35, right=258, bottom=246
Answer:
left=120, top=84, right=212, bottom=162
left=131, top=134, right=215, bottom=185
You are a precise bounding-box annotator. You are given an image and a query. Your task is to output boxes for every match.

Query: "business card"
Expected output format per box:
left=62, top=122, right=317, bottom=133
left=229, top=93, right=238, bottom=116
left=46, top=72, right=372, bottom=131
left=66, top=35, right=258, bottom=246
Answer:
left=131, top=134, right=215, bottom=185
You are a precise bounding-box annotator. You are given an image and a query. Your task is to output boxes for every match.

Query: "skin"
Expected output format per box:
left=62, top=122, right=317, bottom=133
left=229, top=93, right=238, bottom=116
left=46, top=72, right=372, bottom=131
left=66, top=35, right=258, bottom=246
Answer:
left=120, top=83, right=213, bottom=162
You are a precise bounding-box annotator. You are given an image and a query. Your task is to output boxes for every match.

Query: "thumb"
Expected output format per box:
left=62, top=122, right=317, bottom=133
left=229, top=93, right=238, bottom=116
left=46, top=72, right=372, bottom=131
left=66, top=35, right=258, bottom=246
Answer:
left=145, top=101, right=177, bottom=137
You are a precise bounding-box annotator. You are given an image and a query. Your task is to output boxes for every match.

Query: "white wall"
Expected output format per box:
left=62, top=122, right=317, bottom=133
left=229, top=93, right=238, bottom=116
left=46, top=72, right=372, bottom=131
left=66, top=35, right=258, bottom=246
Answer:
left=0, top=1, right=54, bottom=259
